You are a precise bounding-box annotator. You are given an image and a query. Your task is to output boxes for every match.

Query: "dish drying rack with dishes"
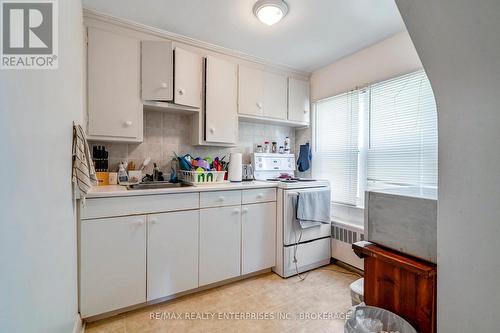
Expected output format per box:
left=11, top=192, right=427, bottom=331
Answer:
left=176, top=154, right=228, bottom=185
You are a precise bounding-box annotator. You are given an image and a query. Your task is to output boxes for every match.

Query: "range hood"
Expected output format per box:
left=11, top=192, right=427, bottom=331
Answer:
left=143, top=100, right=200, bottom=114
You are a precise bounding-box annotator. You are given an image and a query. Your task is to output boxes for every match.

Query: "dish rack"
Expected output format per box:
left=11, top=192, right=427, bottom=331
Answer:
left=179, top=170, right=227, bottom=185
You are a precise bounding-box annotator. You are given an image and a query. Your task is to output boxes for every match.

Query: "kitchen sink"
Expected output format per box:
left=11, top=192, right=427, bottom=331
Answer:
left=126, top=182, right=193, bottom=190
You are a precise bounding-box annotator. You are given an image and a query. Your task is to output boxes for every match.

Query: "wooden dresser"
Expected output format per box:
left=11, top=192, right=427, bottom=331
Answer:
left=353, top=241, right=437, bottom=333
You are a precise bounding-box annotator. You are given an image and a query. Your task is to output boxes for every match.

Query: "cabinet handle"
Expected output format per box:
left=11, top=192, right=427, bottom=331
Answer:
left=133, top=219, right=145, bottom=226
left=210, top=128, right=215, bottom=134
left=257, top=193, right=264, bottom=199
left=218, top=196, right=225, bottom=201
left=232, top=209, right=240, bottom=214
left=149, top=218, right=158, bottom=224
left=256, top=102, right=263, bottom=109
left=160, top=82, right=168, bottom=88
left=178, top=88, right=185, bottom=95
left=303, top=109, right=308, bottom=114
left=242, top=208, right=249, bottom=213
left=124, top=120, right=133, bottom=127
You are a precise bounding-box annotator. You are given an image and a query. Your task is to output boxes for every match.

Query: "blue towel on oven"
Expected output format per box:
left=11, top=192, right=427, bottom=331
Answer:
left=296, top=190, right=331, bottom=229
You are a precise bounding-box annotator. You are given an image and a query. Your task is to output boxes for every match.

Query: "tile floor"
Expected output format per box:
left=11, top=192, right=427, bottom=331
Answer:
left=85, top=264, right=360, bottom=333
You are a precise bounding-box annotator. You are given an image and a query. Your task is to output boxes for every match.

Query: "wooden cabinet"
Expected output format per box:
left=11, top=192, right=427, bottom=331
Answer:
left=204, top=56, right=238, bottom=145
left=242, top=202, right=277, bottom=274
left=199, top=206, right=241, bottom=286
left=147, top=210, right=199, bottom=301
left=353, top=242, right=437, bottom=333
left=80, top=215, right=146, bottom=317
left=174, top=47, right=203, bottom=108
left=87, top=27, right=143, bottom=142
left=238, top=65, right=287, bottom=120
left=288, top=77, right=310, bottom=124
left=141, top=41, right=173, bottom=101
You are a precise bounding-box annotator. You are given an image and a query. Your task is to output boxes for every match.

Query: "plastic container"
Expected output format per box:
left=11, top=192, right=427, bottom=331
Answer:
left=345, top=306, right=416, bottom=333
left=179, top=170, right=227, bottom=185
left=350, top=278, right=364, bottom=306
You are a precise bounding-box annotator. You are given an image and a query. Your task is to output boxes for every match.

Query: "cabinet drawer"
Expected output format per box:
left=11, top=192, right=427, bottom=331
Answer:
left=242, top=188, right=276, bottom=204
left=81, top=193, right=199, bottom=219
left=200, top=190, right=241, bottom=208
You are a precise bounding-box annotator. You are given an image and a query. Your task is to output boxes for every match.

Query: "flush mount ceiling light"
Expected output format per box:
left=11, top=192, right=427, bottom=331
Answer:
left=253, top=0, right=288, bottom=26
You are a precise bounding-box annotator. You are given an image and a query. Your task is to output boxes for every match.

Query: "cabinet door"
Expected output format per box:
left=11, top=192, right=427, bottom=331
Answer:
left=264, top=72, right=288, bottom=120
left=80, top=215, right=146, bottom=318
left=242, top=202, right=277, bottom=274
left=238, top=65, right=264, bottom=116
left=205, top=56, right=238, bottom=144
left=174, top=47, right=202, bottom=108
left=288, top=78, right=310, bottom=123
left=141, top=40, right=173, bottom=101
left=147, top=210, right=199, bottom=301
left=199, top=206, right=241, bottom=286
left=87, top=27, right=142, bottom=141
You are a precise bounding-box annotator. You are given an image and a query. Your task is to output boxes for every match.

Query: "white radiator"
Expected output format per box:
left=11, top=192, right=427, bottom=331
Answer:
left=331, top=221, right=364, bottom=270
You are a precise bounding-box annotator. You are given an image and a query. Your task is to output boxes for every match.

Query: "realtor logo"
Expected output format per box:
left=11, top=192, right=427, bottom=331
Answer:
left=1, top=0, right=58, bottom=69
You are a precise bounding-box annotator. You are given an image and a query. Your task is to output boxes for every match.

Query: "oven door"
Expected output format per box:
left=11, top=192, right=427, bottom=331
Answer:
left=283, top=188, right=332, bottom=246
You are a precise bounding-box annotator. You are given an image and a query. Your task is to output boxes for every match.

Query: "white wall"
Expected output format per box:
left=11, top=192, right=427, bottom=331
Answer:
left=310, top=31, right=422, bottom=102
left=396, top=1, right=500, bottom=331
left=0, top=0, right=84, bottom=332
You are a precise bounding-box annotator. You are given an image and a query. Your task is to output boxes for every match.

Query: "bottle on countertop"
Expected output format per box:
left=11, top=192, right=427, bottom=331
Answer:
left=117, top=162, right=129, bottom=184
left=263, top=141, right=270, bottom=153
left=284, top=137, right=290, bottom=153
left=279, top=146, right=284, bottom=154
left=255, top=145, right=263, bottom=153
left=271, top=141, right=278, bottom=153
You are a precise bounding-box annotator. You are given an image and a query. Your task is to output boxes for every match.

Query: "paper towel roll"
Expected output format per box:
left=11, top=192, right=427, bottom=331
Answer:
left=228, top=153, right=242, bottom=182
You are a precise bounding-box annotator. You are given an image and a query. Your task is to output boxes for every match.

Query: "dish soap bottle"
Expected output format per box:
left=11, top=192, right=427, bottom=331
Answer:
left=118, top=162, right=129, bottom=184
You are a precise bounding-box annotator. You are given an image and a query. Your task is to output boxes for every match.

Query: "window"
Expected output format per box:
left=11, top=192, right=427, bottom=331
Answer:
left=313, top=70, right=437, bottom=206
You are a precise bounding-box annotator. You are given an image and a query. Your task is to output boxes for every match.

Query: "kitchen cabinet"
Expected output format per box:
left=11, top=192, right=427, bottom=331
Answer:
left=199, top=206, right=241, bottom=286
left=288, top=77, right=310, bottom=124
left=242, top=202, right=277, bottom=274
left=80, top=215, right=146, bottom=317
left=87, top=27, right=143, bottom=142
left=174, top=47, right=203, bottom=108
left=141, top=41, right=174, bottom=101
left=204, top=55, right=238, bottom=144
left=238, top=65, right=287, bottom=120
left=147, top=210, right=199, bottom=301
left=238, top=66, right=264, bottom=117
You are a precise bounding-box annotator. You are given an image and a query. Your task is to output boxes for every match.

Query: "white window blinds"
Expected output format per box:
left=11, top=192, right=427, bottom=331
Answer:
left=313, top=91, right=359, bottom=205
left=368, top=70, right=438, bottom=187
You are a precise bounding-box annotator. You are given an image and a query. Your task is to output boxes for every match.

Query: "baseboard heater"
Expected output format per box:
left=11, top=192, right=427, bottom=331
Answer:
left=331, top=221, right=364, bottom=270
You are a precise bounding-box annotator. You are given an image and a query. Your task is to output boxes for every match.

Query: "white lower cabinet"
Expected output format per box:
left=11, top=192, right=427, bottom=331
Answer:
left=80, top=215, right=147, bottom=318
left=199, top=206, right=241, bottom=286
left=147, top=210, right=199, bottom=301
left=242, top=202, right=277, bottom=274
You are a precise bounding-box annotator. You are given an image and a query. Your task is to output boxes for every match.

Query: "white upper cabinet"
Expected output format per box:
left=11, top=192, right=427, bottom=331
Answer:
left=174, top=47, right=203, bottom=108
left=87, top=27, right=143, bottom=142
left=238, top=65, right=288, bottom=121
left=205, top=55, right=238, bottom=144
left=238, top=66, right=264, bottom=117
left=288, top=77, right=311, bottom=124
left=263, top=72, right=288, bottom=120
left=141, top=41, right=174, bottom=101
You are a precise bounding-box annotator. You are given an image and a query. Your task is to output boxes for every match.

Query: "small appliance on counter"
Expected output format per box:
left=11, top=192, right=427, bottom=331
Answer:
left=242, top=164, right=254, bottom=181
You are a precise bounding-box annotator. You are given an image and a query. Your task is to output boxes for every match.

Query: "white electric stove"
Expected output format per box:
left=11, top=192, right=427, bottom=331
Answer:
left=252, top=153, right=331, bottom=278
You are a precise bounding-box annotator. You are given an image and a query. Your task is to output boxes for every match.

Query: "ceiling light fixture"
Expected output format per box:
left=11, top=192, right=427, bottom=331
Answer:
left=253, top=0, right=288, bottom=26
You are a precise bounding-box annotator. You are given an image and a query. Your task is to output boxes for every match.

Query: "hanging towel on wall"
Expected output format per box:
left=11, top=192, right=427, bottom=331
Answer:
left=296, top=189, right=331, bottom=228
left=72, top=123, right=97, bottom=198
left=297, top=143, right=312, bottom=172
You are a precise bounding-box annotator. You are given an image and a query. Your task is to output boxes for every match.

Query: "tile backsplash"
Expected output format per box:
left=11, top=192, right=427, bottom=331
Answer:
left=90, top=110, right=299, bottom=175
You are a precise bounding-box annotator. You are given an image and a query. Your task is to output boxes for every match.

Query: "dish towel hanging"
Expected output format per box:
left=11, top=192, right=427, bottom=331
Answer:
left=297, top=143, right=312, bottom=172
left=296, top=189, right=331, bottom=229
left=72, top=123, right=97, bottom=198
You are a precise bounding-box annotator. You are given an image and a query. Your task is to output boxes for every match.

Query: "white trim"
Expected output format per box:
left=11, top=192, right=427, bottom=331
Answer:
left=72, top=313, right=83, bottom=333
left=82, top=8, right=310, bottom=78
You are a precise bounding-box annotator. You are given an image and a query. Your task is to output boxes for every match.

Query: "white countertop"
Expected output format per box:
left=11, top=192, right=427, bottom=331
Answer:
left=86, top=181, right=277, bottom=198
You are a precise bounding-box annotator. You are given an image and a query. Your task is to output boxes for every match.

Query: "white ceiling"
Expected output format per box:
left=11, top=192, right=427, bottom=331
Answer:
left=82, top=0, right=405, bottom=73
